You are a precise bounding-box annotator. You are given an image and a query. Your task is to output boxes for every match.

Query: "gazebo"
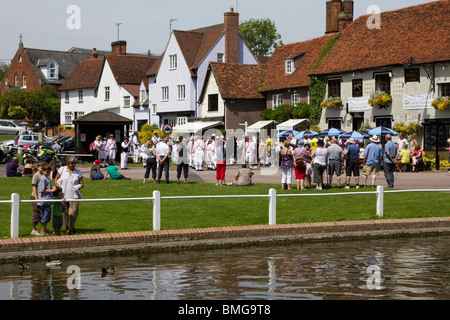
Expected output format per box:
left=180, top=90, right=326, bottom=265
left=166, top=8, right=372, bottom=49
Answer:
left=72, top=111, right=133, bottom=155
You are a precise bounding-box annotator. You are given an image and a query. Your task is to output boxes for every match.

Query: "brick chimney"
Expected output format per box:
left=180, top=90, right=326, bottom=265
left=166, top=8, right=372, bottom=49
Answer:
left=111, top=40, right=127, bottom=55
left=224, top=8, right=239, bottom=64
left=91, top=48, right=98, bottom=59
left=326, top=0, right=353, bottom=34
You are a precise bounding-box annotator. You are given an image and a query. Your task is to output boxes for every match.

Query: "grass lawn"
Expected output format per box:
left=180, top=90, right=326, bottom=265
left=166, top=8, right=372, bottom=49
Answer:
left=0, top=177, right=449, bottom=239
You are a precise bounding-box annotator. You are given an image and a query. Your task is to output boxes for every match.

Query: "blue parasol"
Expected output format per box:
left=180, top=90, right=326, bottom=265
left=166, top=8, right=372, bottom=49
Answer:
left=294, top=130, right=318, bottom=140
left=367, top=127, right=398, bottom=136
left=318, top=128, right=346, bottom=137
left=277, top=130, right=300, bottom=138
left=338, top=131, right=369, bottom=140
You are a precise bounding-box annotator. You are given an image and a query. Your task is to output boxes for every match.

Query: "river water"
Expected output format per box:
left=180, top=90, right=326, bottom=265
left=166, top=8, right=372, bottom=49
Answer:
left=0, top=235, right=448, bottom=300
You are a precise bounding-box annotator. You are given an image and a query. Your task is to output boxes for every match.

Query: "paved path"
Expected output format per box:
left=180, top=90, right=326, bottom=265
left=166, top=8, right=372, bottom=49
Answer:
left=1, top=163, right=449, bottom=189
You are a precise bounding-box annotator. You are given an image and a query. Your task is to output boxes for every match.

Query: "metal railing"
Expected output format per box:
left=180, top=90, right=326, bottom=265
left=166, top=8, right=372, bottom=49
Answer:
left=2, top=187, right=450, bottom=239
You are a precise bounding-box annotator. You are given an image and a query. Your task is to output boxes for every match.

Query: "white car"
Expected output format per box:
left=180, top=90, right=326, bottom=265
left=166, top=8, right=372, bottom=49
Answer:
left=0, top=119, right=28, bottom=135
left=15, top=134, right=40, bottom=147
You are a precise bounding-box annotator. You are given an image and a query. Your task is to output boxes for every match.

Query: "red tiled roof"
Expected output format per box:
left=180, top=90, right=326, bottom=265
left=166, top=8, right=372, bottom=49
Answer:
left=312, top=0, right=450, bottom=76
left=261, top=35, right=335, bottom=92
left=200, top=62, right=266, bottom=101
left=58, top=58, right=104, bottom=91
left=106, top=54, right=158, bottom=85
left=122, top=84, right=140, bottom=98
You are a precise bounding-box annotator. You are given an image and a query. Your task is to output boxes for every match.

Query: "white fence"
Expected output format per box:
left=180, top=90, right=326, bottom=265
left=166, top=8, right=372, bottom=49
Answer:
left=2, top=187, right=450, bottom=239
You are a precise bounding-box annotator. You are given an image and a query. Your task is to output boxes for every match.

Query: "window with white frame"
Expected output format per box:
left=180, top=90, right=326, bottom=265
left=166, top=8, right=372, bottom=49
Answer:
left=22, top=73, right=26, bottom=87
left=152, top=104, right=157, bottom=114
left=285, top=59, right=294, bottom=75
left=273, top=94, right=283, bottom=107
left=140, top=89, right=147, bottom=104
left=105, top=86, right=110, bottom=101
left=124, top=96, right=131, bottom=108
left=64, top=112, right=73, bottom=125
left=14, top=73, right=18, bottom=87
left=291, top=94, right=300, bottom=105
left=217, top=53, right=225, bottom=63
left=65, top=91, right=69, bottom=104
left=169, top=54, right=177, bottom=69
left=178, top=85, right=186, bottom=100
left=162, top=87, right=169, bottom=101
left=177, top=117, right=188, bottom=127
left=49, top=63, right=57, bottom=79
left=78, top=90, right=83, bottom=103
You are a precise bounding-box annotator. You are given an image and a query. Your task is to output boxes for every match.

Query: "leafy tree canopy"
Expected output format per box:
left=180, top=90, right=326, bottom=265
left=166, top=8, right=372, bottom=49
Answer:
left=239, top=18, right=283, bottom=57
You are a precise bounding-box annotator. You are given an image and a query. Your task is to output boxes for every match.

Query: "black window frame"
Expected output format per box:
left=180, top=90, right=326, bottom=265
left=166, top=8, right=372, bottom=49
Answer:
left=208, top=94, right=219, bottom=112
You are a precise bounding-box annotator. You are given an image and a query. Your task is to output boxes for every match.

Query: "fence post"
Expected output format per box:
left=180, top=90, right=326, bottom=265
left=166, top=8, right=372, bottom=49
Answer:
left=11, top=193, right=20, bottom=239
left=376, top=186, right=384, bottom=217
left=269, top=188, right=277, bottom=225
left=153, top=190, right=161, bottom=231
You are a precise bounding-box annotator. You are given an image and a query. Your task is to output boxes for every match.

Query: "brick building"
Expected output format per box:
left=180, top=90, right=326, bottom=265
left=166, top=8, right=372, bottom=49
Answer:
left=0, top=40, right=91, bottom=95
left=198, top=62, right=267, bottom=131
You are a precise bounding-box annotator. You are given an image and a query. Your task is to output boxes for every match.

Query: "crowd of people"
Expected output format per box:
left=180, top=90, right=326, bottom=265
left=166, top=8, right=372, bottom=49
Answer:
left=4, top=129, right=450, bottom=238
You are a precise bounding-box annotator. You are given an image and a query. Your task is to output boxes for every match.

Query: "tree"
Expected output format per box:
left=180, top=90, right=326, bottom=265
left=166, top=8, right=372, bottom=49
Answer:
left=0, top=62, right=9, bottom=82
left=0, top=84, right=59, bottom=120
left=239, top=18, right=283, bottom=56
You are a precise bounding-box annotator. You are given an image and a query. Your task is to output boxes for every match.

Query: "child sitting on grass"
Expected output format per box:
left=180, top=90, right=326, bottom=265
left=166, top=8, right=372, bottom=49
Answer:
left=52, top=187, right=65, bottom=235
left=38, top=163, right=57, bottom=235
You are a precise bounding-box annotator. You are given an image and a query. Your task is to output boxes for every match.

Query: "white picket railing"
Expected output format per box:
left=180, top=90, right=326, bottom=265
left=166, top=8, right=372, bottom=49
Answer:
left=2, top=187, right=450, bottom=239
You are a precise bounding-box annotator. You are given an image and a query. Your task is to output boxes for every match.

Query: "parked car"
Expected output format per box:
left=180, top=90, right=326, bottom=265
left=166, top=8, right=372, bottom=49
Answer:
left=61, top=136, right=76, bottom=152
left=0, top=119, right=29, bottom=135
left=1, top=138, right=17, bottom=149
left=15, top=134, right=39, bottom=148
left=33, top=116, right=60, bottom=132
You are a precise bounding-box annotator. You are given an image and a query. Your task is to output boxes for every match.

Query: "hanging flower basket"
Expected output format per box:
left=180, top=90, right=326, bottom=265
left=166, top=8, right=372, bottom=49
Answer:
left=394, top=122, right=423, bottom=135
left=321, top=97, right=343, bottom=109
left=368, top=91, right=392, bottom=109
left=431, top=96, right=450, bottom=111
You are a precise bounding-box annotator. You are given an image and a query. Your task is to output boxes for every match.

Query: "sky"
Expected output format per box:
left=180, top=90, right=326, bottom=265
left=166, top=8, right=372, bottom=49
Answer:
left=0, top=0, right=435, bottom=62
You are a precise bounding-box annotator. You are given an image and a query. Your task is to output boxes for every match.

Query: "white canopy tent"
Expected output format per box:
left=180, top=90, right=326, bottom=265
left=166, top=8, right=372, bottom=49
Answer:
left=246, top=120, right=276, bottom=134
left=172, top=121, right=223, bottom=134
left=276, top=119, right=310, bottom=132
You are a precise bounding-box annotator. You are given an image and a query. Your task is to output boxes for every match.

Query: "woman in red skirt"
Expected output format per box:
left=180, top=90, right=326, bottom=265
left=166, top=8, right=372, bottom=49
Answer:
left=216, top=137, right=227, bottom=185
left=293, top=141, right=308, bottom=191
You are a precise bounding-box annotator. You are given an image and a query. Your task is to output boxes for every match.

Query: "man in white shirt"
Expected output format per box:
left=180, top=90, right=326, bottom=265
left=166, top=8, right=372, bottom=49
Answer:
left=156, top=138, right=170, bottom=184
left=131, top=132, right=140, bottom=164
left=193, top=136, right=205, bottom=171
left=121, top=136, right=131, bottom=170
left=105, top=135, right=117, bottom=164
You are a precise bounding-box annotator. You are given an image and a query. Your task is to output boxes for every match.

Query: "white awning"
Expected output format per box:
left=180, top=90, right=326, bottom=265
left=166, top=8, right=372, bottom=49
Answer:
left=276, top=119, right=310, bottom=131
left=173, top=121, right=223, bottom=133
left=247, top=120, right=276, bottom=133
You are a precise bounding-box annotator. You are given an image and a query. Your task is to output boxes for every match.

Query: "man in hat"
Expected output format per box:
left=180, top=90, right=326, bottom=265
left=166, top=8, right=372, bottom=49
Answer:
left=327, top=138, right=344, bottom=188
left=121, top=136, right=131, bottom=170
left=344, top=138, right=361, bottom=189
left=156, top=137, right=171, bottom=183
left=105, top=134, right=117, bottom=164
left=152, top=131, right=161, bottom=146
left=363, top=135, right=383, bottom=188
left=383, top=134, right=397, bottom=188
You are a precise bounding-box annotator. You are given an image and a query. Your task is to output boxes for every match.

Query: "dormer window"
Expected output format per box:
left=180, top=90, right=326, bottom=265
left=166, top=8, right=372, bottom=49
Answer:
left=285, top=59, right=294, bottom=75
left=285, top=52, right=305, bottom=76
left=49, top=63, right=57, bottom=79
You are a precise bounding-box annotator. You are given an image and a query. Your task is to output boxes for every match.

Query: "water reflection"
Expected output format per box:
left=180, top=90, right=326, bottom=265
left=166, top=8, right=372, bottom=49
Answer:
left=0, top=236, right=449, bottom=300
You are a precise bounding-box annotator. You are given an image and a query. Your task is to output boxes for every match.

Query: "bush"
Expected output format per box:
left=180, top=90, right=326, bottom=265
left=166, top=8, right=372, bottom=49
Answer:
left=292, top=103, right=311, bottom=119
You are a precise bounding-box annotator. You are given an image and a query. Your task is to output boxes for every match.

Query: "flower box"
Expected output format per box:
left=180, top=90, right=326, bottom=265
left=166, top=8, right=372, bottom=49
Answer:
left=321, top=97, right=343, bottom=109
left=368, top=91, right=392, bottom=108
left=431, top=96, right=450, bottom=111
